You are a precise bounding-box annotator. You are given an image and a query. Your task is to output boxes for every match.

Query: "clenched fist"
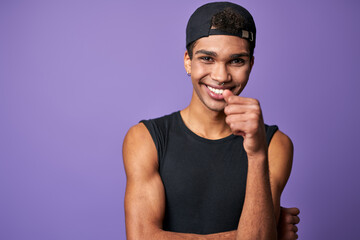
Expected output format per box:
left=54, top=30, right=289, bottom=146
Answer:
left=223, top=89, right=267, bottom=157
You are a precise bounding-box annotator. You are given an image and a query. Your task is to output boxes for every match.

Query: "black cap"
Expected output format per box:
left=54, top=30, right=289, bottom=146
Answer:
left=186, top=2, right=256, bottom=48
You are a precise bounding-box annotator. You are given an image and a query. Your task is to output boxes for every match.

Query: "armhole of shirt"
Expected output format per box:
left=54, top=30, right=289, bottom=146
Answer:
left=140, top=119, right=163, bottom=163
left=265, top=124, right=279, bottom=145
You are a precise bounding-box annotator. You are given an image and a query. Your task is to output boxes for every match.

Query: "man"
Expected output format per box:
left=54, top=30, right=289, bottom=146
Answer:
left=123, top=2, right=300, bottom=239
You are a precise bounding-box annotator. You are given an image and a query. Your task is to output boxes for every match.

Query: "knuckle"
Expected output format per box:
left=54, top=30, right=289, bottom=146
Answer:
left=225, top=116, right=231, bottom=124
left=250, top=98, right=260, bottom=105
left=285, top=214, right=293, bottom=223
left=249, top=112, right=259, bottom=121
left=286, top=224, right=294, bottom=231
left=283, top=232, right=293, bottom=239
left=290, top=231, right=297, bottom=239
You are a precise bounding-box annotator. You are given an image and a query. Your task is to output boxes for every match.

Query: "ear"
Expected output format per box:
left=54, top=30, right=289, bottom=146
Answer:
left=184, top=51, right=192, bottom=75
left=249, top=56, right=255, bottom=72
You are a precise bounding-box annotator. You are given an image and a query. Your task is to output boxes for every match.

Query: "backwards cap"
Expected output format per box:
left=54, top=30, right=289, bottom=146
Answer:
left=186, top=2, right=256, bottom=48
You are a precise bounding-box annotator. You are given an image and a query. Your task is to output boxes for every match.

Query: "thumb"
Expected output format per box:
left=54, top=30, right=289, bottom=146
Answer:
left=223, top=89, right=234, bottom=103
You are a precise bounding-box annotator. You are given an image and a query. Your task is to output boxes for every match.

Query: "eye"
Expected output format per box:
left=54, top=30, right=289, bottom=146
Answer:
left=199, top=56, right=214, bottom=62
left=230, top=58, right=245, bottom=65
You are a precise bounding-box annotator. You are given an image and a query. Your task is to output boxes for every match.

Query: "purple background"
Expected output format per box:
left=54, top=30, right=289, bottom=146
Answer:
left=1, top=0, right=359, bottom=239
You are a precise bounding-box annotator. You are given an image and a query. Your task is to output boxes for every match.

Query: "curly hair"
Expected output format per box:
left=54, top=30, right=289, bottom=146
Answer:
left=186, top=7, right=254, bottom=59
left=211, top=7, right=246, bottom=34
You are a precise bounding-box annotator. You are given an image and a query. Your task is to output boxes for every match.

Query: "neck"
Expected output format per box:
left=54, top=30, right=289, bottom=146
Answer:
left=180, top=91, right=232, bottom=140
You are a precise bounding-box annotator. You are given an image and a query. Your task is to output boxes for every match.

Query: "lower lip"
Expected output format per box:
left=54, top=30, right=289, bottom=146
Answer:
left=205, top=85, right=225, bottom=100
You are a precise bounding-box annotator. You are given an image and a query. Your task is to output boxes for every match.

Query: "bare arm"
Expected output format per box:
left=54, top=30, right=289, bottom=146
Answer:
left=123, top=123, right=237, bottom=240
left=236, top=152, right=277, bottom=240
left=234, top=129, right=296, bottom=240
left=268, top=130, right=294, bottom=223
left=223, top=90, right=295, bottom=240
left=268, top=131, right=300, bottom=240
left=233, top=129, right=297, bottom=240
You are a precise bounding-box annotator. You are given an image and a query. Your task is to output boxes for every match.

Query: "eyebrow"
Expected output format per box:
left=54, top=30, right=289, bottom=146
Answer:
left=194, top=49, right=217, bottom=57
left=230, top=53, right=250, bottom=58
left=194, top=49, right=250, bottom=58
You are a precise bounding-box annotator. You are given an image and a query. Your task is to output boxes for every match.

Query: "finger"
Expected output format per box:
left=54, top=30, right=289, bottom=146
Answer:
left=292, top=216, right=300, bottom=224
left=224, top=103, right=259, bottom=115
left=223, top=89, right=257, bottom=105
left=226, top=113, right=262, bottom=127
left=233, top=130, right=245, bottom=137
left=282, top=207, right=300, bottom=215
left=228, top=97, right=259, bottom=105
left=286, top=223, right=298, bottom=233
left=280, top=231, right=298, bottom=240
left=225, top=114, right=248, bottom=124
left=223, top=89, right=234, bottom=103
left=225, top=117, right=256, bottom=132
left=285, top=214, right=300, bottom=224
left=226, top=121, right=248, bottom=136
left=226, top=96, right=259, bottom=106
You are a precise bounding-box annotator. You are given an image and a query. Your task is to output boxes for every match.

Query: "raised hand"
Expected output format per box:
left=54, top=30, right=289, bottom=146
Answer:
left=223, top=89, right=267, bottom=157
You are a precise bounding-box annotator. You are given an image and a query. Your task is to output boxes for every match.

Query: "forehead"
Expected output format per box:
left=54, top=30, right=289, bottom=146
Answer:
left=193, top=35, right=250, bottom=55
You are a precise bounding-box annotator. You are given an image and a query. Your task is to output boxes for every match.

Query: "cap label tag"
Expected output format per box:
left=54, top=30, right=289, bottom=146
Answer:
left=241, top=30, right=254, bottom=42
left=207, top=29, right=254, bottom=42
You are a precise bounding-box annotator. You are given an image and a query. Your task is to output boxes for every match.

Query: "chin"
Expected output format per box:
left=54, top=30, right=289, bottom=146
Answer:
left=194, top=87, right=227, bottom=112
left=204, top=102, right=226, bottom=112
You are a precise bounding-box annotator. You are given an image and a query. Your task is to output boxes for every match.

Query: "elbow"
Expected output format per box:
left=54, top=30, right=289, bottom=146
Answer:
left=126, top=224, right=163, bottom=240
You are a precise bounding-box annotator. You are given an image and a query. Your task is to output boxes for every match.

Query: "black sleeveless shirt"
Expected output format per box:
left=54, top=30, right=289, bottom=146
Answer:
left=141, top=111, right=278, bottom=234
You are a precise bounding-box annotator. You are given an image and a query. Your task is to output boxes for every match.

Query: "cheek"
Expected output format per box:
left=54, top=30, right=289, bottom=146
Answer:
left=191, top=61, right=211, bottom=77
left=232, top=68, right=250, bottom=80
left=239, top=75, right=250, bottom=88
left=231, top=68, right=251, bottom=90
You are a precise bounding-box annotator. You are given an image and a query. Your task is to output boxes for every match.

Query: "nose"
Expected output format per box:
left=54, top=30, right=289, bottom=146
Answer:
left=210, top=63, right=230, bottom=85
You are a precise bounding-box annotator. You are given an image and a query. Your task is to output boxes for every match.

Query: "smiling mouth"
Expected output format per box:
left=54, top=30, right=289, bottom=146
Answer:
left=207, top=85, right=224, bottom=95
left=206, top=85, right=235, bottom=95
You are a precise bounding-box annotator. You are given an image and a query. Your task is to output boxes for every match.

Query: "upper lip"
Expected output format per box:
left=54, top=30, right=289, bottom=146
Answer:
left=205, top=84, right=233, bottom=90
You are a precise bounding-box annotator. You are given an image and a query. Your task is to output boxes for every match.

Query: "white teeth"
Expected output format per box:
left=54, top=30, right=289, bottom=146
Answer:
left=207, top=86, right=224, bottom=95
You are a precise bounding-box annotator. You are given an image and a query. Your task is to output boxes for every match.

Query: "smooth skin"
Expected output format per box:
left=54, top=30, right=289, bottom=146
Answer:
left=123, top=35, right=299, bottom=239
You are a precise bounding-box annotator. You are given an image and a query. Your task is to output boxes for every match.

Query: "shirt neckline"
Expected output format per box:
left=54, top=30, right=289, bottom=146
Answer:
left=175, top=111, right=239, bottom=144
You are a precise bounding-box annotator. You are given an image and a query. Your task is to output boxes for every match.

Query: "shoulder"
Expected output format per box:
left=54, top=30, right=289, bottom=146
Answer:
left=123, top=123, right=158, bottom=177
left=124, top=122, right=152, bottom=144
left=124, top=111, right=178, bottom=147
left=140, top=111, right=179, bottom=125
left=269, top=130, right=293, bottom=159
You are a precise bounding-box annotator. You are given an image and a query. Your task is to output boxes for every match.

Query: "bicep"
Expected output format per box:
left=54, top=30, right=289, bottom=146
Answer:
left=268, top=130, right=294, bottom=222
left=123, top=123, right=166, bottom=239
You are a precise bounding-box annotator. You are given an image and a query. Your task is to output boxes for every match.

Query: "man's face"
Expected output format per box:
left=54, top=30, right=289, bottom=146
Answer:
left=184, top=35, right=254, bottom=112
